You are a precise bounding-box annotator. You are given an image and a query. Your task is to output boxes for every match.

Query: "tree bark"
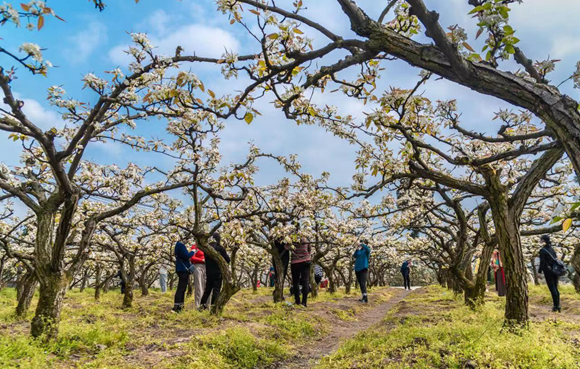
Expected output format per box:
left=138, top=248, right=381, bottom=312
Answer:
left=79, top=269, right=89, bottom=293
left=30, top=273, right=70, bottom=340
left=571, top=244, right=580, bottom=293
left=122, top=258, right=136, bottom=309
left=271, top=248, right=285, bottom=303
left=16, top=272, right=37, bottom=317
left=94, top=264, right=102, bottom=301
left=486, top=183, right=529, bottom=326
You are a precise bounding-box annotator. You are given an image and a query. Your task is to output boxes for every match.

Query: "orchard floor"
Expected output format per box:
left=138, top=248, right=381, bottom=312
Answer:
left=1, top=285, right=580, bottom=368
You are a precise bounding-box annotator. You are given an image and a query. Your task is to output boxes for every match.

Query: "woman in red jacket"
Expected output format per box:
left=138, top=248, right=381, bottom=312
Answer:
left=190, top=243, right=206, bottom=309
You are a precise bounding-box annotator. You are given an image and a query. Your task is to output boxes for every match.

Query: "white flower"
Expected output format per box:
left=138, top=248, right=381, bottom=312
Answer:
left=19, top=43, right=43, bottom=62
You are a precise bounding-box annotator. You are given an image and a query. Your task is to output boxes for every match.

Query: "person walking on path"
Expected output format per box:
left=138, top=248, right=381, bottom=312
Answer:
left=400, top=260, right=412, bottom=291
left=538, top=235, right=561, bottom=312
left=288, top=236, right=312, bottom=307
left=190, top=243, right=206, bottom=309
left=491, top=250, right=506, bottom=297
left=200, top=233, right=230, bottom=310
left=354, top=240, right=371, bottom=302
left=173, top=241, right=196, bottom=312
left=159, top=266, right=168, bottom=293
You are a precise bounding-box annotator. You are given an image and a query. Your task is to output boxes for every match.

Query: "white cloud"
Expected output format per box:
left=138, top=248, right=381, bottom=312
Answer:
left=65, top=21, right=108, bottom=65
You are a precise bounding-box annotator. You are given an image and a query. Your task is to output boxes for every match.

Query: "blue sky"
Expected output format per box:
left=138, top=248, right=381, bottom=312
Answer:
left=2, top=0, right=580, bottom=199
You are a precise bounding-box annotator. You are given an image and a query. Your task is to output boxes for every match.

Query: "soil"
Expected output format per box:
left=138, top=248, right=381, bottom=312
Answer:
left=271, top=287, right=417, bottom=368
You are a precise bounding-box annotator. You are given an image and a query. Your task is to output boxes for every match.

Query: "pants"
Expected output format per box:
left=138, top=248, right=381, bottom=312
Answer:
left=315, top=274, right=322, bottom=285
left=356, top=269, right=368, bottom=296
left=120, top=280, right=125, bottom=294
left=194, top=263, right=206, bottom=308
left=402, top=271, right=411, bottom=290
left=200, top=271, right=222, bottom=308
left=291, top=262, right=311, bottom=306
left=159, top=273, right=167, bottom=293
left=173, top=272, right=190, bottom=311
left=545, top=272, right=560, bottom=308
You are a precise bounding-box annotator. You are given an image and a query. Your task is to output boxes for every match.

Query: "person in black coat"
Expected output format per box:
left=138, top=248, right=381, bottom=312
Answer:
left=538, top=235, right=561, bottom=312
left=173, top=241, right=196, bottom=312
left=200, top=233, right=230, bottom=310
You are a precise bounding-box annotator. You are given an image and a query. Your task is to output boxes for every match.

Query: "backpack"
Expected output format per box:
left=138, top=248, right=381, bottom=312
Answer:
left=541, top=249, right=567, bottom=277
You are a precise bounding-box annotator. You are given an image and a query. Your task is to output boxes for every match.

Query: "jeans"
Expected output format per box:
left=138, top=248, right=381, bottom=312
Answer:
left=173, top=272, right=190, bottom=311
left=545, top=272, right=560, bottom=309
left=402, top=271, right=411, bottom=290
left=356, top=268, right=368, bottom=297
left=200, top=272, right=222, bottom=308
left=159, top=273, right=167, bottom=293
left=291, top=262, right=311, bottom=306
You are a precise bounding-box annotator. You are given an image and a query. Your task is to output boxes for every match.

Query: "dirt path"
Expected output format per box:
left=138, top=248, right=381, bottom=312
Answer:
left=273, top=287, right=416, bottom=369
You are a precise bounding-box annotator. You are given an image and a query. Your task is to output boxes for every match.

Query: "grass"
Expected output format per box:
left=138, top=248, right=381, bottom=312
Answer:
left=2, top=284, right=579, bottom=368
left=0, top=286, right=351, bottom=368
left=317, top=286, right=580, bottom=369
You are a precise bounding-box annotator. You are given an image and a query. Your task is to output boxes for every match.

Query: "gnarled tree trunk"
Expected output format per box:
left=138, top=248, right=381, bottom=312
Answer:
left=30, top=273, right=70, bottom=339
left=16, top=271, right=37, bottom=317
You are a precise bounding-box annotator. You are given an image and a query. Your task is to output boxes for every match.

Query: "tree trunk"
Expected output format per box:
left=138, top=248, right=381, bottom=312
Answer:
left=251, top=265, right=259, bottom=292
left=30, top=273, right=70, bottom=340
left=571, top=244, right=580, bottom=293
left=327, top=269, right=337, bottom=294
left=488, top=191, right=529, bottom=326
left=79, top=269, right=89, bottom=292
left=122, top=258, right=136, bottom=309
left=94, top=264, right=102, bottom=301
left=16, top=272, right=37, bottom=317
left=0, top=256, right=6, bottom=291
left=139, top=269, right=150, bottom=297
left=272, top=249, right=285, bottom=303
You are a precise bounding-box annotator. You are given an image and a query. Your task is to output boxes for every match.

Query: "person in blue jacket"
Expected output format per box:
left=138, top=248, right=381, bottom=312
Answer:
left=173, top=241, right=196, bottom=312
left=353, top=239, right=371, bottom=303
left=401, top=260, right=412, bottom=290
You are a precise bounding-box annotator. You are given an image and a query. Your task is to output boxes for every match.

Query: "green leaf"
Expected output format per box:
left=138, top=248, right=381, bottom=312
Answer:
left=505, top=44, right=515, bottom=54
left=244, top=112, right=254, bottom=124
left=468, top=5, right=484, bottom=14
left=503, top=25, right=514, bottom=35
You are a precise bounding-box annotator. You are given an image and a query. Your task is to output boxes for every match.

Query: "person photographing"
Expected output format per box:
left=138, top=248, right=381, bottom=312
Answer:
left=353, top=239, right=371, bottom=303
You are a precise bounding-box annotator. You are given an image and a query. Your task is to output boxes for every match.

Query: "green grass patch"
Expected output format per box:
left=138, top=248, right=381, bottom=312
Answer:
left=318, top=286, right=580, bottom=369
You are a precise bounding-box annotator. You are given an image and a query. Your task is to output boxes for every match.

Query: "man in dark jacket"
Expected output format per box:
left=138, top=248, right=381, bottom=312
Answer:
left=401, top=260, right=412, bottom=290
left=173, top=241, right=196, bottom=312
left=538, top=235, right=561, bottom=312
left=200, top=233, right=230, bottom=310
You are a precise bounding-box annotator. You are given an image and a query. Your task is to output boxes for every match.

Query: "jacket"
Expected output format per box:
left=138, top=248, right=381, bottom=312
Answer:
left=205, top=241, right=230, bottom=275
left=539, top=245, right=557, bottom=275
left=353, top=244, right=371, bottom=272
left=190, top=244, right=205, bottom=264
left=401, top=261, right=410, bottom=274
left=175, top=242, right=195, bottom=273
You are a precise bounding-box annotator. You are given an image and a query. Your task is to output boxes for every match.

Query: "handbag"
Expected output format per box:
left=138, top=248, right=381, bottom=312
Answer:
left=178, top=259, right=195, bottom=275
left=541, top=249, right=567, bottom=277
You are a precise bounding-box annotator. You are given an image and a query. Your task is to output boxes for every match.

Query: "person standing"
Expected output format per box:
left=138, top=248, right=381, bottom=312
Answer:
left=159, top=266, right=168, bottom=293
left=491, top=250, right=506, bottom=297
left=173, top=241, right=196, bottom=312
left=116, top=270, right=126, bottom=294
left=354, top=240, right=371, bottom=302
left=400, top=260, right=412, bottom=291
left=200, top=233, right=230, bottom=310
left=190, top=243, right=206, bottom=309
left=314, top=264, right=324, bottom=286
left=538, top=235, right=561, bottom=312
left=288, top=237, right=311, bottom=307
